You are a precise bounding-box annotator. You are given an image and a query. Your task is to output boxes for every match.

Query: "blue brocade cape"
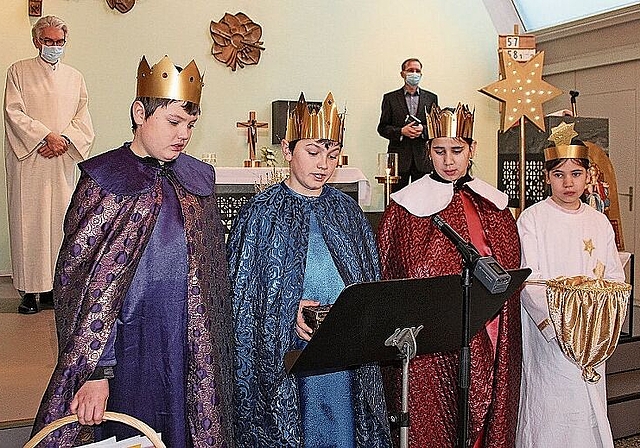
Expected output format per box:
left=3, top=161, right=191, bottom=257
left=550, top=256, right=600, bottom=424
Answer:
left=32, top=145, right=234, bottom=447
left=227, top=183, right=391, bottom=447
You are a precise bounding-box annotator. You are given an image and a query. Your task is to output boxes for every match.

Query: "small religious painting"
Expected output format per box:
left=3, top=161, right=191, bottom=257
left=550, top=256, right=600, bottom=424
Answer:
left=210, top=12, right=265, bottom=71
left=584, top=162, right=610, bottom=214
left=106, top=0, right=135, bottom=14
left=582, top=142, right=625, bottom=251
left=29, top=0, right=42, bottom=17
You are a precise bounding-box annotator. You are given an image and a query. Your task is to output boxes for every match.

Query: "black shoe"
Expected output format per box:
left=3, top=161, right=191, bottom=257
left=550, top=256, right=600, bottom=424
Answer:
left=39, top=291, right=54, bottom=309
left=18, top=293, right=38, bottom=314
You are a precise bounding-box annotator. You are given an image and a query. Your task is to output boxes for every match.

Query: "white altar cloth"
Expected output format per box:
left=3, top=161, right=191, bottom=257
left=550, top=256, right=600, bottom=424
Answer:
left=214, top=166, right=371, bottom=206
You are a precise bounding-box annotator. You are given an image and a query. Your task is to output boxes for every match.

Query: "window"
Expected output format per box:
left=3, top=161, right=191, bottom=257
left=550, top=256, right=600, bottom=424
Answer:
left=511, top=0, right=639, bottom=30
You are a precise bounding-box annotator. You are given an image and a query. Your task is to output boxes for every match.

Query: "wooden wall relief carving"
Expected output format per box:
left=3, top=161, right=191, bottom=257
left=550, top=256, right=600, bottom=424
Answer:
left=210, top=12, right=265, bottom=71
left=29, top=0, right=42, bottom=17
left=106, top=0, right=135, bottom=14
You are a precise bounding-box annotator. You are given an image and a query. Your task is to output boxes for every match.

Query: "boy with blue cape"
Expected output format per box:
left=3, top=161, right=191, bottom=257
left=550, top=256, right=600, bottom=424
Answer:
left=228, top=92, right=391, bottom=447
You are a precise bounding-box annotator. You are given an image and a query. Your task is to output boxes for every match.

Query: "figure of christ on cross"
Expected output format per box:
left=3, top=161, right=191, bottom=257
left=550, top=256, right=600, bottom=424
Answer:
left=237, top=111, right=268, bottom=166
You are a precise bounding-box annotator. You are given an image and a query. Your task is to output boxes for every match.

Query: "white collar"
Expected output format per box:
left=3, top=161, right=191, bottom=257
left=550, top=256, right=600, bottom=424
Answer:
left=390, top=174, right=509, bottom=217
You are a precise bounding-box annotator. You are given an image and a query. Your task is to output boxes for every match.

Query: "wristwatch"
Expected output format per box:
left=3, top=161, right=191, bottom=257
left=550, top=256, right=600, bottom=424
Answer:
left=89, top=366, right=115, bottom=380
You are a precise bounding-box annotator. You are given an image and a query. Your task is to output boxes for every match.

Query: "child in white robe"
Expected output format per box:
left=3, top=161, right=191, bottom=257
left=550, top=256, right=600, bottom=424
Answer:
left=516, top=128, right=625, bottom=448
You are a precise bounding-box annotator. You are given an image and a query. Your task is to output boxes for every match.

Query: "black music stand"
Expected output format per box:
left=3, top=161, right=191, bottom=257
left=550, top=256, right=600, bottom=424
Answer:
left=285, top=268, right=530, bottom=448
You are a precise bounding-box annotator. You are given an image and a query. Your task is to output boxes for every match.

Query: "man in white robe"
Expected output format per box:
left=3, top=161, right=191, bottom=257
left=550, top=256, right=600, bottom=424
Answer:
left=4, top=15, right=94, bottom=313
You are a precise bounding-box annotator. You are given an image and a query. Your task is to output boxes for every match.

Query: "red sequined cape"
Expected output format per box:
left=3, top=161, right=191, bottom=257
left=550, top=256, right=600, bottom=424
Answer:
left=377, top=188, right=521, bottom=447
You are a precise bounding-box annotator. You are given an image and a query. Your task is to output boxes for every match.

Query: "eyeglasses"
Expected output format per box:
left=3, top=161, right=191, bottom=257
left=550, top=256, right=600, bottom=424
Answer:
left=39, top=37, right=66, bottom=47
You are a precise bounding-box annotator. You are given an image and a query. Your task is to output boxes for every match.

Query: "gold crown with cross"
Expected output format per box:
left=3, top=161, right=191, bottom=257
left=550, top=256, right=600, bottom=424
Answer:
left=136, top=55, right=204, bottom=105
left=285, top=92, right=345, bottom=144
left=425, top=103, right=475, bottom=140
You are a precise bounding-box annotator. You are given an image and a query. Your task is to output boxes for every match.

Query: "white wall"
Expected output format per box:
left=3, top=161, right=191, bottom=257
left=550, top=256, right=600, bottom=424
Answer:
left=0, top=0, right=502, bottom=275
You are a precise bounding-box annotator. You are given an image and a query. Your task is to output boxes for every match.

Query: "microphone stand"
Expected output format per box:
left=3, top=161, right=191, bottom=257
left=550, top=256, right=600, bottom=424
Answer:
left=458, top=261, right=473, bottom=448
left=432, top=214, right=480, bottom=448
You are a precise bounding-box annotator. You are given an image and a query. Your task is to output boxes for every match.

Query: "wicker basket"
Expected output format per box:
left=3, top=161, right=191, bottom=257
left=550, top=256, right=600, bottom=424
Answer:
left=24, top=411, right=166, bottom=448
left=546, top=275, right=631, bottom=383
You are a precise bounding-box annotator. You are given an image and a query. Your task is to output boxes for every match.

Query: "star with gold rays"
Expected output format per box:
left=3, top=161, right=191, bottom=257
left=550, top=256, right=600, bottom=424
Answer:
left=480, top=50, right=563, bottom=131
left=584, top=238, right=595, bottom=256
left=548, top=121, right=578, bottom=146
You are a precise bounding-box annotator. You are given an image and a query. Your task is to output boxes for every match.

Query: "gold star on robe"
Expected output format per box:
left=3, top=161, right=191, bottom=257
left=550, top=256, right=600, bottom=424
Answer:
left=593, top=260, right=606, bottom=279
left=584, top=238, right=595, bottom=256
left=479, top=50, right=563, bottom=131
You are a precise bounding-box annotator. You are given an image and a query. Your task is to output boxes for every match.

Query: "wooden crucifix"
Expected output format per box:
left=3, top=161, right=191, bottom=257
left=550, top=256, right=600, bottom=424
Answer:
left=237, top=110, right=268, bottom=167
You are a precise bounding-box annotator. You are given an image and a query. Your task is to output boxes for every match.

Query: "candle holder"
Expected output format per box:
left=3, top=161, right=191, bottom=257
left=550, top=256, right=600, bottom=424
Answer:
left=201, top=153, right=217, bottom=166
left=375, top=153, right=400, bottom=208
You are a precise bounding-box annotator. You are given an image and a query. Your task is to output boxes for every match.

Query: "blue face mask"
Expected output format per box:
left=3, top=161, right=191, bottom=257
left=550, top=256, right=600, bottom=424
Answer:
left=41, top=45, right=64, bottom=64
left=405, top=73, right=421, bottom=87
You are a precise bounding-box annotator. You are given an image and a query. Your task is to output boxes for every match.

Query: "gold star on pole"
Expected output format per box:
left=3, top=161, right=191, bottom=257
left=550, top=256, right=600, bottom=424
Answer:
left=480, top=50, right=563, bottom=131
left=548, top=121, right=578, bottom=146
left=583, top=238, right=595, bottom=256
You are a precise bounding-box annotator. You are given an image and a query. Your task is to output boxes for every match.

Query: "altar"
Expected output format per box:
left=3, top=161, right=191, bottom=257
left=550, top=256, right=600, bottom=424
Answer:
left=214, top=166, right=372, bottom=232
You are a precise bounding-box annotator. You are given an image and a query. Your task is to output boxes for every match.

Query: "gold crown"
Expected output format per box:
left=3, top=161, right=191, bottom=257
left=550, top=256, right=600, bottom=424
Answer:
left=285, top=92, right=345, bottom=144
left=425, top=103, right=474, bottom=140
left=544, top=121, right=589, bottom=161
left=136, top=55, right=204, bottom=105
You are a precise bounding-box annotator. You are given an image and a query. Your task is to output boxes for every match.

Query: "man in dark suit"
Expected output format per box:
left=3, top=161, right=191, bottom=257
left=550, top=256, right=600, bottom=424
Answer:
left=377, top=58, right=438, bottom=192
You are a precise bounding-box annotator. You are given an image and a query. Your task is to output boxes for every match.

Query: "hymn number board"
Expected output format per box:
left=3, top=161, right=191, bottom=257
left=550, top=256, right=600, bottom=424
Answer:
left=499, top=34, right=536, bottom=62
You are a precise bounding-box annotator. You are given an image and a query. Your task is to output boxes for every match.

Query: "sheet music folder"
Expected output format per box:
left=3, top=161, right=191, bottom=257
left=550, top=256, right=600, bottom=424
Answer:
left=285, top=268, right=530, bottom=376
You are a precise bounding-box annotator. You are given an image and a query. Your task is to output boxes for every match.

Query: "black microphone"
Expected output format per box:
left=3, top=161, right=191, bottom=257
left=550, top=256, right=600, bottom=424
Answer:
left=432, top=214, right=480, bottom=266
left=569, top=91, right=579, bottom=117
left=569, top=90, right=579, bottom=102
left=432, top=214, right=511, bottom=294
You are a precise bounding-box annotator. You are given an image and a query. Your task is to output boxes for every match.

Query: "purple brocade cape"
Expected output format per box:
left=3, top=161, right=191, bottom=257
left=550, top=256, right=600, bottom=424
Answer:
left=32, top=145, right=234, bottom=447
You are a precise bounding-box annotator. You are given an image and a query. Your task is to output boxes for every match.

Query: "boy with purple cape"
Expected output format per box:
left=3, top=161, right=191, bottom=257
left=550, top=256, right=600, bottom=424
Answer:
left=32, top=55, right=234, bottom=447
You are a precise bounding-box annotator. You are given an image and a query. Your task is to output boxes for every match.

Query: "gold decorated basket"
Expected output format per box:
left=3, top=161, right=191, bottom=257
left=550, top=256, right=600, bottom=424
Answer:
left=24, top=411, right=166, bottom=448
left=546, top=275, right=631, bottom=383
